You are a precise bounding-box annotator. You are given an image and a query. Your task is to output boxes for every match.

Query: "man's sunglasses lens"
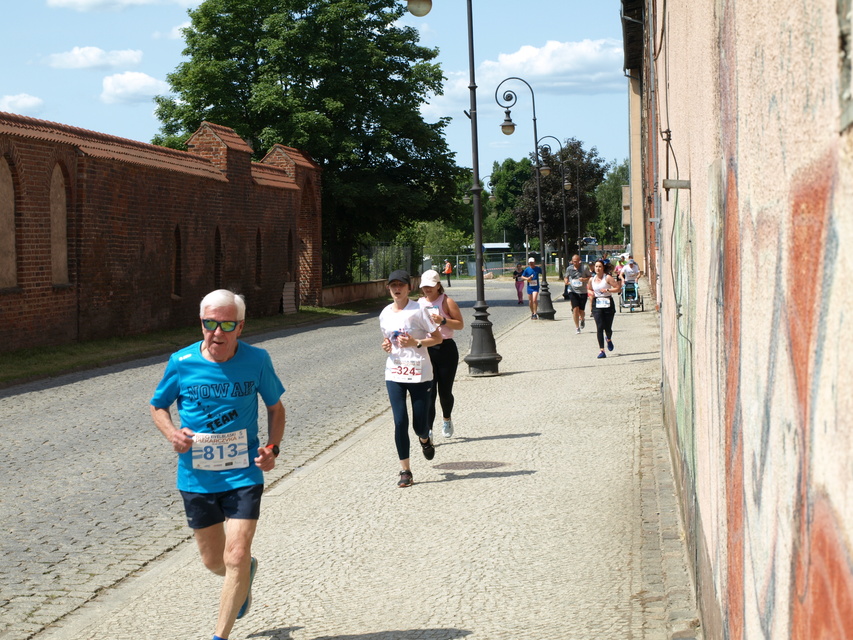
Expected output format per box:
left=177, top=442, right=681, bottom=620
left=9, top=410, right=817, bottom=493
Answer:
left=203, top=320, right=239, bottom=332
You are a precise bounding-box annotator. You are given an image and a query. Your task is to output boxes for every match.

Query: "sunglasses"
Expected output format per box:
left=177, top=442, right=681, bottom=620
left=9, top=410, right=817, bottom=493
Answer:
left=202, top=319, right=241, bottom=332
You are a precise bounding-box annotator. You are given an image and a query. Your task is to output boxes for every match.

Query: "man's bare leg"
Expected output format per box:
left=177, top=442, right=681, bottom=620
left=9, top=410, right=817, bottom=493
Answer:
left=195, top=518, right=258, bottom=639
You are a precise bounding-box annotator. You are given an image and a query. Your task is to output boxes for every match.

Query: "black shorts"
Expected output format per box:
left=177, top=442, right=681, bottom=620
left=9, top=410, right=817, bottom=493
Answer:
left=568, top=291, right=588, bottom=310
left=180, top=484, right=264, bottom=529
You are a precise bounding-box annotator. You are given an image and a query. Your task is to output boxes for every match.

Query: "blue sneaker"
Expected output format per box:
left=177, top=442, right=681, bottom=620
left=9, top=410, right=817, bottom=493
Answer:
left=237, top=557, right=257, bottom=619
left=606, top=338, right=614, bottom=352
left=597, top=351, right=606, bottom=359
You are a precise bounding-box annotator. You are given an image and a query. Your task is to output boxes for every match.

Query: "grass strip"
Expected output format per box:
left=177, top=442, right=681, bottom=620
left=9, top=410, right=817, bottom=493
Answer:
left=1, top=300, right=388, bottom=386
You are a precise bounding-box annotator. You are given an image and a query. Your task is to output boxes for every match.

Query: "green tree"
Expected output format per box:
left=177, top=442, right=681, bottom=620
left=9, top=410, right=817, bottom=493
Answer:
left=153, top=0, right=462, bottom=282
left=591, top=158, right=629, bottom=246
left=485, top=158, right=532, bottom=249
left=513, top=139, right=608, bottom=254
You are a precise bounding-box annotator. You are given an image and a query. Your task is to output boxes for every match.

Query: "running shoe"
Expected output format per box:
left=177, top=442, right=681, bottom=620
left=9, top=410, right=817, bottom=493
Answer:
left=607, top=338, right=614, bottom=351
left=237, top=557, right=257, bottom=619
left=580, top=318, right=585, bottom=329
left=420, top=437, right=435, bottom=460
left=576, top=327, right=581, bottom=334
left=398, top=470, right=413, bottom=488
left=531, top=313, right=536, bottom=320
left=442, top=420, right=454, bottom=438
left=597, top=351, right=607, bottom=359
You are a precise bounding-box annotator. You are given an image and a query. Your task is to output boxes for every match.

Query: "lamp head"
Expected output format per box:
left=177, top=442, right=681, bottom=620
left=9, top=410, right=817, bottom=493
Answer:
left=463, top=194, right=471, bottom=205
left=406, top=0, right=432, bottom=16
left=563, top=180, right=572, bottom=191
left=500, top=109, right=516, bottom=135
left=539, top=165, right=551, bottom=178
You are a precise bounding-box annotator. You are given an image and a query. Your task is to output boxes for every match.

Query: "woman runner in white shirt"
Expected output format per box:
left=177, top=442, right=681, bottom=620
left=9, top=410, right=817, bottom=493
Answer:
left=587, top=260, right=621, bottom=359
left=380, top=270, right=444, bottom=487
left=417, top=269, right=464, bottom=439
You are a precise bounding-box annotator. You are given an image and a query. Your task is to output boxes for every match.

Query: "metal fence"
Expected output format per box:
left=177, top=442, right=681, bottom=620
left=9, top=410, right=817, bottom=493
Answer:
left=323, top=242, right=416, bottom=286
left=423, top=252, right=560, bottom=279
left=322, top=244, right=570, bottom=286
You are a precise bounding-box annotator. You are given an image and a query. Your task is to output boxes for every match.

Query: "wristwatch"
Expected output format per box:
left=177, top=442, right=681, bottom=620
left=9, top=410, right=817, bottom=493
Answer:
left=416, top=340, right=422, bottom=349
left=441, top=317, right=447, bottom=326
left=265, top=443, right=280, bottom=457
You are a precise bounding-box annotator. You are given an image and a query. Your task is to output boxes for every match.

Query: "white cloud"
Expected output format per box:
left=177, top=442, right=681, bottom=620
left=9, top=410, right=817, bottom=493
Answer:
left=48, top=0, right=201, bottom=10
left=153, top=21, right=191, bottom=40
left=47, top=46, right=143, bottom=69
left=482, top=39, right=625, bottom=94
left=101, top=72, right=169, bottom=104
left=421, top=38, right=624, bottom=122
left=48, top=0, right=157, bottom=10
left=0, top=94, right=45, bottom=115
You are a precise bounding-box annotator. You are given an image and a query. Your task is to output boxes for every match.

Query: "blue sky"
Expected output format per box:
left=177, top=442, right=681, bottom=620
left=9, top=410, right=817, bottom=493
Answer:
left=1, top=0, right=628, bottom=176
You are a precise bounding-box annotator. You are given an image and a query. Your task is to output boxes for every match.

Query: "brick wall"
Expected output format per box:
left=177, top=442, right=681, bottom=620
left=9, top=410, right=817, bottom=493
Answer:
left=0, top=114, right=322, bottom=353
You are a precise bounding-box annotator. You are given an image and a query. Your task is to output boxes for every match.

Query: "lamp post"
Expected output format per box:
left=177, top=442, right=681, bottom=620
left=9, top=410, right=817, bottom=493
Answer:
left=537, top=135, right=571, bottom=275
left=495, top=77, right=555, bottom=319
left=575, top=163, right=582, bottom=256
left=406, top=0, right=501, bottom=375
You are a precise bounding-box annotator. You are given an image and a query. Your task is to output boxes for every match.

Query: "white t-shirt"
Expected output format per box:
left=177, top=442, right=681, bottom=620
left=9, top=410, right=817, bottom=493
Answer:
left=418, top=293, right=455, bottom=339
left=379, top=300, right=438, bottom=382
left=622, top=263, right=640, bottom=283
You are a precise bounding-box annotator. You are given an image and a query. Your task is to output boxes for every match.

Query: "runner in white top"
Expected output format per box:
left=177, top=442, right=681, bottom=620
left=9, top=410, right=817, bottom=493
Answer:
left=380, top=270, right=443, bottom=488
left=587, top=260, right=621, bottom=359
left=417, top=269, right=464, bottom=439
left=622, top=257, right=640, bottom=283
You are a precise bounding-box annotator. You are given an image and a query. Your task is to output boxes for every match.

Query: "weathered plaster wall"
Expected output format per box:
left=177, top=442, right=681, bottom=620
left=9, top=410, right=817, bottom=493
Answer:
left=649, top=0, right=853, bottom=636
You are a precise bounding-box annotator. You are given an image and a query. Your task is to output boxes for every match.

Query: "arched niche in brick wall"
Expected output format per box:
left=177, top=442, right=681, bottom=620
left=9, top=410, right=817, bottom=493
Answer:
left=172, top=225, right=182, bottom=298
left=50, top=163, right=69, bottom=285
left=255, top=228, right=262, bottom=288
left=214, top=227, right=223, bottom=290
left=0, top=157, right=15, bottom=288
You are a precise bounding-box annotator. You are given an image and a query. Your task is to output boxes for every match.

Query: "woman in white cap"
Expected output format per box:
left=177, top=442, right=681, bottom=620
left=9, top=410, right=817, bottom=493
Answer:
left=380, top=270, right=444, bottom=487
left=418, top=269, right=464, bottom=439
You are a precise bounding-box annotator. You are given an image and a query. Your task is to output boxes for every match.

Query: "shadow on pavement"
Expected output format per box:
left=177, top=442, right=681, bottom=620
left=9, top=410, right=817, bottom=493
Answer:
left=248, top=627, right=303, bottom=639
left=429, top=469, right=537, bottom=484
left=310, top=628, right=473, bottom=639
left=438, top=432, right=542, bottom=444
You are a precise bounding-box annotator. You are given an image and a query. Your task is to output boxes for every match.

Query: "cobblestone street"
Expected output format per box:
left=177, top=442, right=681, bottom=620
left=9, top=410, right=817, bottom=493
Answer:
left=0, top=280, right=700, bottom=640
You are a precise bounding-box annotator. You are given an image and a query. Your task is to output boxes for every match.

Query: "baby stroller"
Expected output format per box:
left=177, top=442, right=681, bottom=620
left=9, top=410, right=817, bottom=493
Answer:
left=619, top=281, right=644, bottom=312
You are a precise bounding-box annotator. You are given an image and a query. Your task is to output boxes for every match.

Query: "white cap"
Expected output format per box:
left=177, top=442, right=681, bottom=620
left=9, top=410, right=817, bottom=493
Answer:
left=420, top=269, right=441, bottom=287
left=528, top=257, right=536, bottom=262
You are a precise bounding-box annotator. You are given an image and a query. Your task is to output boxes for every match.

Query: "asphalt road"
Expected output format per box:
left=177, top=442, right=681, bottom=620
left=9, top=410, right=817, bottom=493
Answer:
left=0, top=277, right=547, bottom=640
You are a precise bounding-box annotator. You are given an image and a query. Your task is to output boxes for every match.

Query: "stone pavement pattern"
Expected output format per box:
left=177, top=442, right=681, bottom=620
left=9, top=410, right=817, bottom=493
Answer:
left=1, top=283, right=522, bottom=640
left=33, top=285, right=701, bottom=640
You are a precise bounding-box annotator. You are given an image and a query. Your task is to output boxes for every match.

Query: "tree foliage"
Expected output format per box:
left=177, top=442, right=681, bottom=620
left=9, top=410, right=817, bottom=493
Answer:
left=483, top=157, right=533, bottom=248
left=591, top=158, right=630, bottom=246
left=153, top=0, right=463, bottom=279
left=512, top=139, right=608, bottom=254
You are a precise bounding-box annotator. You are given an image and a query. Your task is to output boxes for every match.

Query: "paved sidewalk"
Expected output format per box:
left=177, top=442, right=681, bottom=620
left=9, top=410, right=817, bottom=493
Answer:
left=35, top=298, right=701, bottom=640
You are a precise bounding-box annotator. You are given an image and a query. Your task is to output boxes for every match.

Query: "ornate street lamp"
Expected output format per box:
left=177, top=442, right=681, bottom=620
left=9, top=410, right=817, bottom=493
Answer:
left=406, top=0, right=501, bottom=375
left=537, top=135, right=571, bottom=275
left=495, top=77, right=556, bottom=319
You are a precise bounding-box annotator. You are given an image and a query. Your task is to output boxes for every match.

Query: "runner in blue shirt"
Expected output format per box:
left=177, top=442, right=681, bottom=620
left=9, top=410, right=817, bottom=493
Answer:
left=150, top=289, right=285, bottom=640
left=521, top=256, right=543, bottom=319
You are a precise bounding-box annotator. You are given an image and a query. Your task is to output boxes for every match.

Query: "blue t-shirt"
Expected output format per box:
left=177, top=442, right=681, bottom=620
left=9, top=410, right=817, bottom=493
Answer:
left=522, top=265, right=542, bottom=290
left=151, top=340, right=285, bottom=493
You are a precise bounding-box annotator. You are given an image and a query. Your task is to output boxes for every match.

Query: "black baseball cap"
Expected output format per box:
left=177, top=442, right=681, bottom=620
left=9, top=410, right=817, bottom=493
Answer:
left=387, top=270, right=411, bottom=286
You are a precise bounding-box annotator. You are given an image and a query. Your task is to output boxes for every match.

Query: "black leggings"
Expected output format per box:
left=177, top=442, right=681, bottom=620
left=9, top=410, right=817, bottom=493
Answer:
left=427, top=338, right=459, bottom=427
left=591, top=301, right=616, bottom=348
left=386, top=380, right=432, bottom=460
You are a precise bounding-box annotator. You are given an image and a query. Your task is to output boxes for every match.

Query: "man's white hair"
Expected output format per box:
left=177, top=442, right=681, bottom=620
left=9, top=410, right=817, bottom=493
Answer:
left=199, top=289, right=246, bottom=320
